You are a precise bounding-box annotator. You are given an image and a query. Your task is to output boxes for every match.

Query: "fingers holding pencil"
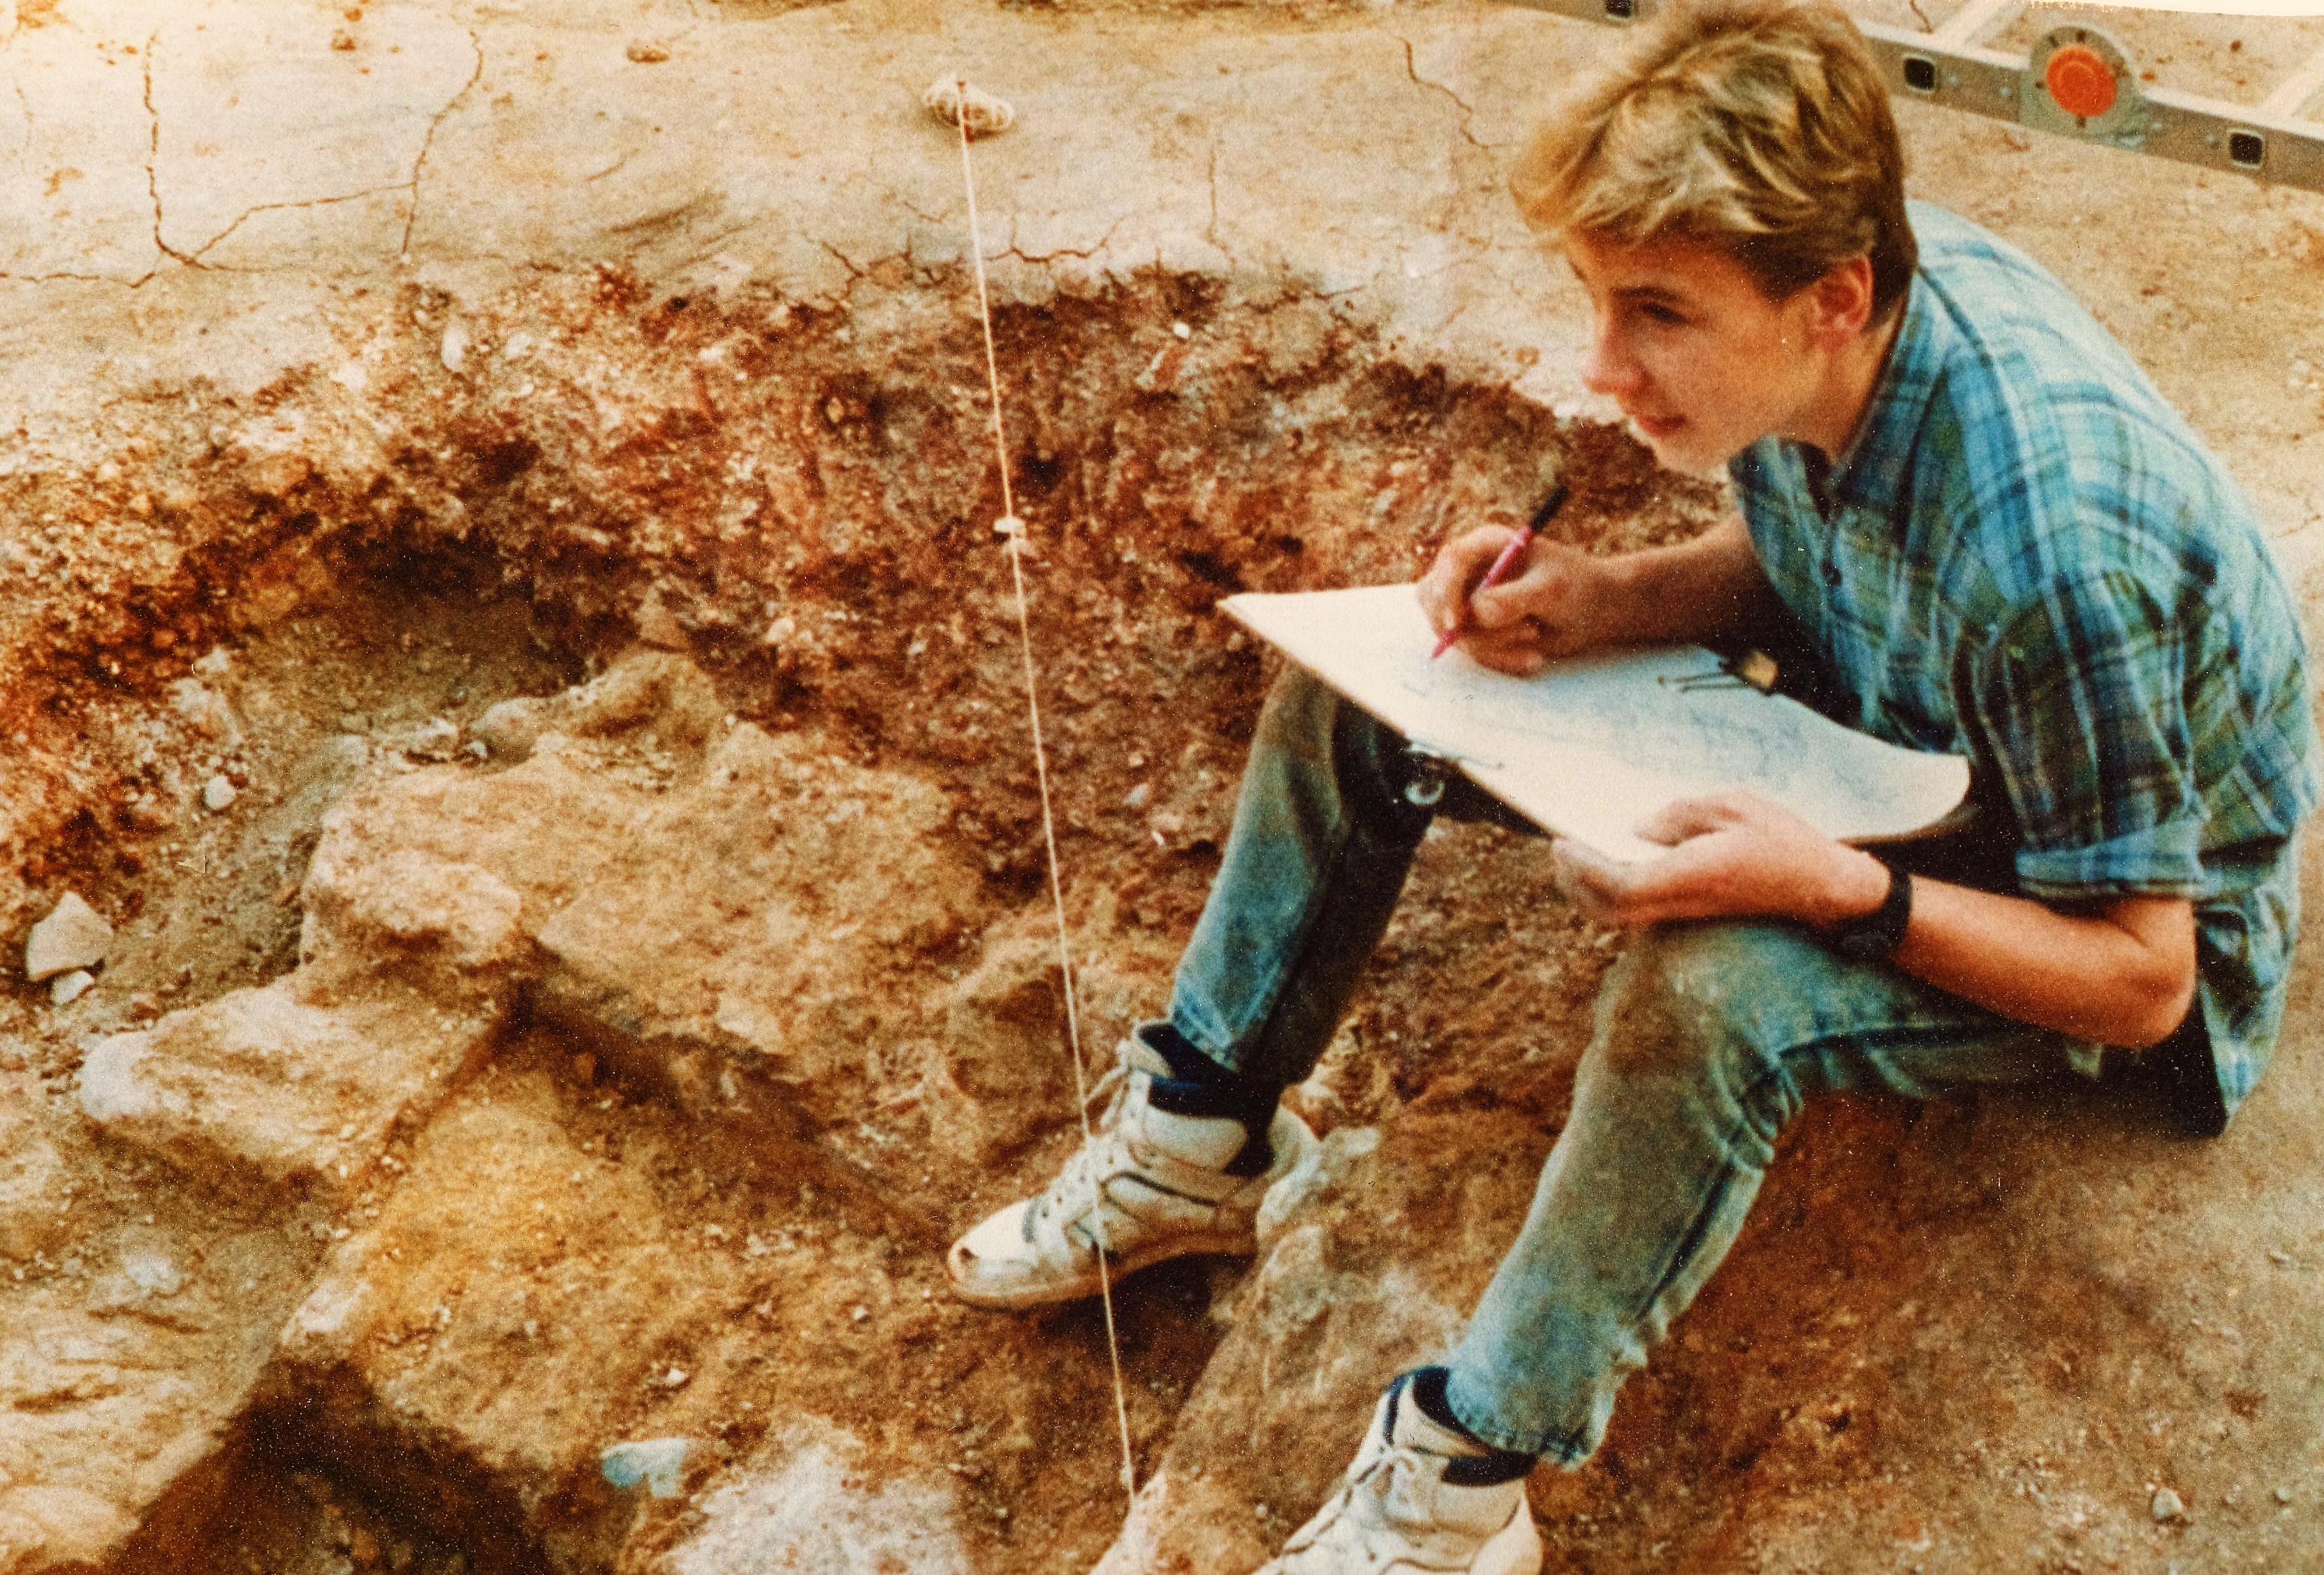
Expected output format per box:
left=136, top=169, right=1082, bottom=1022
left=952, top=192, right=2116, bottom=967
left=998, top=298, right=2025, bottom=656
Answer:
left=1419, top=484, right=1574, bottom=669
left=1419, top=527, right=1532, bottom=652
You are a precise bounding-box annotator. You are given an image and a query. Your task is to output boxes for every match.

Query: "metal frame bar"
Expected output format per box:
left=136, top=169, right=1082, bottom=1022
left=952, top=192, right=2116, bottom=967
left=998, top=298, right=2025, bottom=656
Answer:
left=1496, top=0, right=2324, bottom=195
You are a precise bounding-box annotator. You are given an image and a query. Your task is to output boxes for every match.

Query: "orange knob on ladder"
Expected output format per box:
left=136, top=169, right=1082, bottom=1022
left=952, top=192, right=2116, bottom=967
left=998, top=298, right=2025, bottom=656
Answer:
left=2045, top=43, right=2118, bottom=119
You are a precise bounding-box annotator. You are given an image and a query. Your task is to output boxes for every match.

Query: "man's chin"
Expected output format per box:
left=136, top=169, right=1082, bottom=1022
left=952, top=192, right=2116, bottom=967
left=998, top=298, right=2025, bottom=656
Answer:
left=1636, top=424, right=1731, bottom=478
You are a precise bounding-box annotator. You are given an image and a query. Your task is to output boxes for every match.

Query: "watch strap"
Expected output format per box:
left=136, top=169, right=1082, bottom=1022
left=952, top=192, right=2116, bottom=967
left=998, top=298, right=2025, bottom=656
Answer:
left=1831, top=859, right=1912, bottom=963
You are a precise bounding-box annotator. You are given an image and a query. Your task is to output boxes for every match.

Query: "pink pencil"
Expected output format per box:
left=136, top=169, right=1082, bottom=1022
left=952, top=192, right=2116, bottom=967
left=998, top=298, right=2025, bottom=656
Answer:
left=1431, top=482, right=1571, bottom=660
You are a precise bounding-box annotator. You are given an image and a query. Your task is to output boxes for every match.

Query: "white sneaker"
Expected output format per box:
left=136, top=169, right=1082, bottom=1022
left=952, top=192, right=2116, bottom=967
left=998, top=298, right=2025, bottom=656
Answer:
left=1257, top=1375, right=1542, bottom=1575
left=946, top=1034, right=1315, bottom=1309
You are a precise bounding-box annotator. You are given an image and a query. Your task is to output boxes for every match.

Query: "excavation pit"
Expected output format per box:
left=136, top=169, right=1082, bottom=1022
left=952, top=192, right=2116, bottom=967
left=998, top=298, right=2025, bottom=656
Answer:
left=4, top=2, right=2323, bottom=1569
left=0, top=270, right=1718, bottom=1575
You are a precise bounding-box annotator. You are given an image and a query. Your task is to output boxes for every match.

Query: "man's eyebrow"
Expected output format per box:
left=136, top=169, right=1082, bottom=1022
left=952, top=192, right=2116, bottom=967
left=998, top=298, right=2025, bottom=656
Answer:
left=1609, top=283, right=1687, bottom=306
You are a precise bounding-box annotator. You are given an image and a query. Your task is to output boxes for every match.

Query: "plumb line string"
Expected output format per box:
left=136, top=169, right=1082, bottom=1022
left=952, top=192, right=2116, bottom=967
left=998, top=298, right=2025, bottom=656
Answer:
left=952, top=82, right=1141, bottom=1511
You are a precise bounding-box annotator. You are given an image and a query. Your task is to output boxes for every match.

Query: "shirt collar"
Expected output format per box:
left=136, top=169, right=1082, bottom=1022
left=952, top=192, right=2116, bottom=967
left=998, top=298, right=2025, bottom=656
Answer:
left=1815, top=268, right=1943, bottom=522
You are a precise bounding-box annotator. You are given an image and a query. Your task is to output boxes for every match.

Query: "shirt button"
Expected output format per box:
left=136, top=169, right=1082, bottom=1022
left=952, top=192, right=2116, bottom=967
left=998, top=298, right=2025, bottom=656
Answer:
left=1822, top=563, right=1843, bottom=588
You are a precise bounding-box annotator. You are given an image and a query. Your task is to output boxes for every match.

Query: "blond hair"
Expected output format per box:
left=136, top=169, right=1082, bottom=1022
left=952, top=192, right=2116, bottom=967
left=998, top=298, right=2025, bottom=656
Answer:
left=1510, top=0, right=1915, bottom=318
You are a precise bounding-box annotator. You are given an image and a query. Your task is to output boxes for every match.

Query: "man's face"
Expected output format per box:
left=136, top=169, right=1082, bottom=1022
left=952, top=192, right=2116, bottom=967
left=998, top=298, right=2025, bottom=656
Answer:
left=1564, top=229, right=1825, bottom=476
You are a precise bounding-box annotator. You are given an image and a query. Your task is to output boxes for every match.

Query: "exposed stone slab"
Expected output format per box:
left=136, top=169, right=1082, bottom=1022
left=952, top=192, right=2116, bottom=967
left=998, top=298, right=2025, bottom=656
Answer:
left=0, top=1070, right=315, bottom=1575
left=664, top=1415, right=972, bottom=1575
left=307, top=651, right=993, bottom=1150
left=528, top=719, right=984, bottom=1122
left=469, top=650, right=722, bottom=768
left=77, top=837, right=523, bottom=1203
left=76, top=975, right=502, bottom=1205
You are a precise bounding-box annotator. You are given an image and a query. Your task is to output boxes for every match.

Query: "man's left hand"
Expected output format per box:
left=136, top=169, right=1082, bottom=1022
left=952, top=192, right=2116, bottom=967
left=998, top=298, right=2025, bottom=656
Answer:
left=1551, top=791, right=1890, bottom=930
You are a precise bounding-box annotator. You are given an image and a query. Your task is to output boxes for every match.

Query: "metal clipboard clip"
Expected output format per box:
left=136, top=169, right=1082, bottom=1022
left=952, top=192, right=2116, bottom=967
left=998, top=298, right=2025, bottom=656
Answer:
left=1660, top=649, right=1781, bottom=696
left=1401, top=737, right=1503, bottom=808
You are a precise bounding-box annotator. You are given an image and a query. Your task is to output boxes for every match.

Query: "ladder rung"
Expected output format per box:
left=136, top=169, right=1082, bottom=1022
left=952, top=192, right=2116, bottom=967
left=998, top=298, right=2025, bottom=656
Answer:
left=2256, top=42, right=2324, bottom=122
left=1931, top=0, right=2022, bottom=52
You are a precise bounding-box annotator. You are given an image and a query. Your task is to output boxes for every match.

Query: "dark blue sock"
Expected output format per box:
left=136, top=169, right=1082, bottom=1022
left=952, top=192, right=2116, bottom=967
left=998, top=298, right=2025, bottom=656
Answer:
left=1137, top=1023, right=1282, bottom=1176
left=1404, top=1368, right=1537, bottom=1485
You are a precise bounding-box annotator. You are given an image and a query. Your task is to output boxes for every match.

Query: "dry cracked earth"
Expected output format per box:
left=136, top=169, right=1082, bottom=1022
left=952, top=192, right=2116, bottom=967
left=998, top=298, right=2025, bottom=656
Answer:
left=1, top=2, right=2322, bottom=1574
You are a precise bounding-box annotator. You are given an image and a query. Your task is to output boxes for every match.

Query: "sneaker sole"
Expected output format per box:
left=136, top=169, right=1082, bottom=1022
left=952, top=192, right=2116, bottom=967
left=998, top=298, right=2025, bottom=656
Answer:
left=946, top=1224, right=1258, bottom=1310
left=1257, top=1500, right=1542, bottom=1575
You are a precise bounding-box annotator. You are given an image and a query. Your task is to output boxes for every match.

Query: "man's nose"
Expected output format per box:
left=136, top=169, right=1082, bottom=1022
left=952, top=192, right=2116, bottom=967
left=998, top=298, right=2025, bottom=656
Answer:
left=1581, top=322, right=1642, bottom=399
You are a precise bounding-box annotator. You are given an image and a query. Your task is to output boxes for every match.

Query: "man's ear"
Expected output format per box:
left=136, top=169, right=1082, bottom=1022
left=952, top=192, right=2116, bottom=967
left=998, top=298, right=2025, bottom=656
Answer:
left=1806, top=255, right=1876, bottom=345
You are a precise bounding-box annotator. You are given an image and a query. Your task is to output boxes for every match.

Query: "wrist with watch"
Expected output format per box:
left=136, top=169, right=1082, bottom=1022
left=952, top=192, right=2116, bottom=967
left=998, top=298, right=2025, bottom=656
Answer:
left=1828, top=856, right=1913, bottom=963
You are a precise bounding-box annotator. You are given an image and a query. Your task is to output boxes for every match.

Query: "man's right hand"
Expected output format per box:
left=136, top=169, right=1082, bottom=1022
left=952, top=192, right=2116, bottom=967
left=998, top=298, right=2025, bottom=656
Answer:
left=1417, top=526, right=1614, bottom=675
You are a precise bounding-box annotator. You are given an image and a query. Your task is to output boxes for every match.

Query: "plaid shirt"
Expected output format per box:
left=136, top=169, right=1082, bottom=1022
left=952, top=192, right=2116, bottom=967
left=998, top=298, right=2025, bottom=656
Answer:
left=1731, top=202, right=2316, bottom=1122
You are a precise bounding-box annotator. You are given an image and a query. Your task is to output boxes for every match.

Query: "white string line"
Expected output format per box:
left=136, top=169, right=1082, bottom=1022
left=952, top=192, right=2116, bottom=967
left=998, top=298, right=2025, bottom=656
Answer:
left=953, top=84, right=1140, bottom=1510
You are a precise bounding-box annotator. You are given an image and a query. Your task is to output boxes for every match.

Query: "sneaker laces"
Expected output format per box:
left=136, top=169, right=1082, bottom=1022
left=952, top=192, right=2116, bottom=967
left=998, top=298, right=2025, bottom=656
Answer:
left=1025, top=1040, right=1145, bottom=1249
left=1292, top=1437, right=1494, bottom=1567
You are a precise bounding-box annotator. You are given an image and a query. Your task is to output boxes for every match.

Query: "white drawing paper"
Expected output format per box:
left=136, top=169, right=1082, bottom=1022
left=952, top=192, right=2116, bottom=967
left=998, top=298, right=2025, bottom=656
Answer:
left=1222, top=583, right=1972, bottom=865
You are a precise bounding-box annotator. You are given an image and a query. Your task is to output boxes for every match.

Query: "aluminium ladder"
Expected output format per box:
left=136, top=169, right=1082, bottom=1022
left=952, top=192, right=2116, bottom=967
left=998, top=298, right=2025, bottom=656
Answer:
left=1504, top=0, right=2324, bottom=195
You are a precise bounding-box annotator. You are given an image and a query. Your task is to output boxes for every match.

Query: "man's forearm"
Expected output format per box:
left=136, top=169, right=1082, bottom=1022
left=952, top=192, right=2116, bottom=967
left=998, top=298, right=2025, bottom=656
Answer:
left=1555, top=796, right=2200, bottom=1052
left=1595, top=513, right=1790, bottom=650
left=1894, top=876, right=2197, bottom=1050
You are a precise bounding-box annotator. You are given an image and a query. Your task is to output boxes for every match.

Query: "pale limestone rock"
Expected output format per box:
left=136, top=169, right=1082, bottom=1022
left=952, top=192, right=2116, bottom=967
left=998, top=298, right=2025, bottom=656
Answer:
left=0, top=1210, right=307, bottom=1575
left=298, top=845, right=525, bottom=975
left=75, top=977, right=501, bottom=1202
left=47, top=972, right=94, bottom=1008
left=24, top=895, right=110, bottom=984
left=201, top=774, right=238, bottom=813
left=0, top=1486, right=135, bottom=1574
left=469, top=647, right=723, bottom=766
left=669, top=1417, right=972, bottom=1575
left=389, top=716, right=460, bottom=762
left=524, top=721, right=981, bottom=1120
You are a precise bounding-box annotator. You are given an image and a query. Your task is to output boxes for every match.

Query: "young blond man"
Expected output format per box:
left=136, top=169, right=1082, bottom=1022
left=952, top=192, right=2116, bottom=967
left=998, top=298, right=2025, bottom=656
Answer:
left=948, top=1, right=2316, bottom=1568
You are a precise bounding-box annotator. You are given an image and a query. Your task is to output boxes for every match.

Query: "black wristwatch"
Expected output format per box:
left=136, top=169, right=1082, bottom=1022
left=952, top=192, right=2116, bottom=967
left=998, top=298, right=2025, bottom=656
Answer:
left=1829, top=859, right=1912, bottom=963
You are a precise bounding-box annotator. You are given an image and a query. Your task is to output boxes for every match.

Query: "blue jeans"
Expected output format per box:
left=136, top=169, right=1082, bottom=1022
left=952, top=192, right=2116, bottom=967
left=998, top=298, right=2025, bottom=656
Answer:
left=1165, top=668, right=2097, bottom=1463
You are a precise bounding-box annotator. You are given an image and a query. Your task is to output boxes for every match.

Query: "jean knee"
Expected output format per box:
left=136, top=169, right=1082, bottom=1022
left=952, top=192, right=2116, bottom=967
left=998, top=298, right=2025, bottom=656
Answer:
left=1591, top=921, right=1815, bottom=1091
left=1251, top=667, right=1340, bottom=760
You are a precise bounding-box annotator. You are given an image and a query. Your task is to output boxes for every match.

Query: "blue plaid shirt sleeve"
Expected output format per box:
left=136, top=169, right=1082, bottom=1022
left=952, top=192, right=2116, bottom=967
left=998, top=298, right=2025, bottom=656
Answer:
left=1968, top=569, right=2209, bottom=900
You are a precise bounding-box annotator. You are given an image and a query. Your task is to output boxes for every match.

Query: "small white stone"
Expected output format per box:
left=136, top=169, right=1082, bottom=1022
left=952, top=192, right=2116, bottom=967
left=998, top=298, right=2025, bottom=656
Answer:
left=50, top=969, right=94, bottom=1006
left=441, top=321, right=472, bottom=374
left=2152, top=1486, right=2186, bottom=1523
left=203, top=774, right=238, bottom=812
left=26, top=893, right=112, bottom=982
left=1123, top=782, right=1152, bottom=810
left=123, top=1250, right=182, bottom=1297
left=1172, top=321, right=1192, bottom=340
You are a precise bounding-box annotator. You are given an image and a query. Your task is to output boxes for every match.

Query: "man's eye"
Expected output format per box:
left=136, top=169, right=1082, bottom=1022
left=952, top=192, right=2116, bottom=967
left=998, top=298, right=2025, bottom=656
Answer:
left=1640, top=304, right=1684, bottom=325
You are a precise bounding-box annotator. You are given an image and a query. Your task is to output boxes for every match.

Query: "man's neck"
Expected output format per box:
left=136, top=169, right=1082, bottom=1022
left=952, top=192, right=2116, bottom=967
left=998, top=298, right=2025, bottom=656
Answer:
left=1788, top=308, right=1904, bottom=469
